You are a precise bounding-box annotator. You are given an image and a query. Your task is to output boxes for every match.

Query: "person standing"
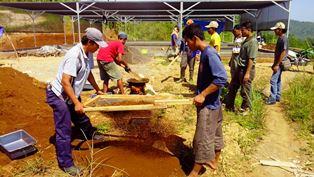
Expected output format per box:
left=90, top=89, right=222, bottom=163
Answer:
left=266, top=22, right=288, bottom=105
left=177, top=40, right=200, bottom=83
left=177, top=19, right=201, bottom=83
left=169, top=26, right=180, bottom=58
left=97, top=32, right=131, bottom=94
left=46, top=28, right=106, bottom=176
left=183, top=24, right=227, bottom=177
left=229, top=25, right=245, bottom=79
left=225, top=21, right=258, bottom=112
left=205, top=21, right=221, bottom=54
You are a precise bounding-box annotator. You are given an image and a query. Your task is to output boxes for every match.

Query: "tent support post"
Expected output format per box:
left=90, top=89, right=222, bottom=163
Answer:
left=63, top=16, right=67, bottom=45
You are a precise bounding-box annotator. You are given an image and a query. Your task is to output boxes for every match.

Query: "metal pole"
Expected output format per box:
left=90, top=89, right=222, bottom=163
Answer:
left=287, top=0, right=291, bottom=37
left=71, top=16, right=75, bottom=44
left=63, top=16, right=67, bottom=45
left=179, top=1, right=183, bottom=38
left=76, top=2, right=81, bottom=42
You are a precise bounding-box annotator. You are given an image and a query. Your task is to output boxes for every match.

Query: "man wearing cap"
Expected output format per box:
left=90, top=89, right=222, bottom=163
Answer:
left=176, top=19, right=201, bottom=83
left=266, top=22, right=288, bottom=105
left=46, top=27, right=106, bottom=176
left=97, top=32, right=131, bottom=94
left=205, top=21, right=221, bottom=54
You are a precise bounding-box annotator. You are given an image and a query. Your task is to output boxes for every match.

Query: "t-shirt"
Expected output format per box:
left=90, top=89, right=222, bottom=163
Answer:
left=50, top=43, right=91, bottom=100
left=197, top=46, right=227, bottom=109
left=97, top=41, right=125, bottom=63
left=209, top=32, right=221, bottom=53
left=275, top=35, right=288, bottom=62
left=171, top=33, right=178, bottom=47
left=238, top=36, right=258, bottom=67
left=232, top=36, right=246, bottom=54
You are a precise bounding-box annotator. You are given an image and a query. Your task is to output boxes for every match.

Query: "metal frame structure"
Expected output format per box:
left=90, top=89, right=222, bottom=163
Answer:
left=0, top=0, right=291, bottom=43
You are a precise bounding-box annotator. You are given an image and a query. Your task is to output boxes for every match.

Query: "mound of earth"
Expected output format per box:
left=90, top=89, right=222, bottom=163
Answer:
left=124, top=46, right=151, bottom=64
left=0, top=67, right=54, bottom=166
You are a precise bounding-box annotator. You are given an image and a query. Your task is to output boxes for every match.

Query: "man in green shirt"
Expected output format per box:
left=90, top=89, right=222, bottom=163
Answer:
left=225, top=21, right=258, bottom=112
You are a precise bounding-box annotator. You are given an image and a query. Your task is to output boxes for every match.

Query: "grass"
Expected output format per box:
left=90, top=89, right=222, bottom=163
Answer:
left=96, top=121, right=112, bottom=134
left=11, top=156, right=60, bottom=177
left=224, top=89, right=265, bottom=154
left=283, top=74, right=314, bottom=158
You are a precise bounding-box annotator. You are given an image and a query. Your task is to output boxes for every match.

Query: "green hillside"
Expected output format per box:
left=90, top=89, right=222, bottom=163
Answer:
left=290, top=20, right=314, bottom=40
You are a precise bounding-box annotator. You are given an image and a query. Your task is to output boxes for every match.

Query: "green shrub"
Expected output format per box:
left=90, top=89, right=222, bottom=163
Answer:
left=283, top=75, right=314, bottom=133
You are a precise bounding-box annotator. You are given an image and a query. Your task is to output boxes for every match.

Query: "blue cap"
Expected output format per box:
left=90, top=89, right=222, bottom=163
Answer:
left=118, top=32, right=127, bottom=39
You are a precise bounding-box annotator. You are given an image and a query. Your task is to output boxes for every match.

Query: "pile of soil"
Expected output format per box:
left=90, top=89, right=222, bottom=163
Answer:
left=0, top=67, right=54, bottom=165
left=124, top=46, right=151, bottom=64
left=0, top=33, right=80, bottom=51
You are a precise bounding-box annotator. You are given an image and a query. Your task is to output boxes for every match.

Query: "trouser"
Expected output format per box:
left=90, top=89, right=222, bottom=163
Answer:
left=46, top=88, right=96, bottom=168
left=180, top=55, right=196, bottom=80
left=229, top=54, right=239, bottom=80
left=225, top=66, right=255, bottom=110
left=193, top=106, right=224, bottom=164
left=269, top=67, right=282, bottom=101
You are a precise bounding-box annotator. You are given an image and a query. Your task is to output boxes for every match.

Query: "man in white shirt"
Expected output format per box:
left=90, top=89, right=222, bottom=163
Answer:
left=46, top=28, right=106, bottom=176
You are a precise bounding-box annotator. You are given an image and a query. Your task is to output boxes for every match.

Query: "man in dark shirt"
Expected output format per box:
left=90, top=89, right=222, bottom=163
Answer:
left=183, top=24, right=227, bottom=177
left=266, top=22, right=288, bottom=104
left=225, top=21, right=258, bottom=112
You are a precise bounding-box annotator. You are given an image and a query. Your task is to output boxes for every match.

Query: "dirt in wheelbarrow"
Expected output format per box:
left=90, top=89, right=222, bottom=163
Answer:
left=0, top=67, right=188, bottom=177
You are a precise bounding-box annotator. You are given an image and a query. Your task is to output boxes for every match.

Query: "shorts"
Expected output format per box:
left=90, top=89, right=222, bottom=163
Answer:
left=97, top=60, right=122, bottom=81
left=193, top=106, right=224, bottom=164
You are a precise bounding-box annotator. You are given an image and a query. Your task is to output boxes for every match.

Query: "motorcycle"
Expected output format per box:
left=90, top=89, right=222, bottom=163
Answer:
left=287, top=50, right=311, bottom=70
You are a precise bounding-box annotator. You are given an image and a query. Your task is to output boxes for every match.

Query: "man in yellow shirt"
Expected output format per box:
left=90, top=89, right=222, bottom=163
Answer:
left=205, top=21, right=221, bottom=54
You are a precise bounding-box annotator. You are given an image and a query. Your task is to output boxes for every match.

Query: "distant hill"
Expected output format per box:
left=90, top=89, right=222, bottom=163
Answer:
left=290, top=20, right=314, bottom=39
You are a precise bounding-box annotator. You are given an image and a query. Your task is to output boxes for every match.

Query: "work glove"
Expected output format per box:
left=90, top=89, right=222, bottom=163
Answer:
left=124, top=66, right=131, bottom=73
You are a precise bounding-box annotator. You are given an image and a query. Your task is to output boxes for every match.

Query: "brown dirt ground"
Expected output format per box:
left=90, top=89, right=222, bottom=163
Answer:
left=0, top=67, right=186, bottom=177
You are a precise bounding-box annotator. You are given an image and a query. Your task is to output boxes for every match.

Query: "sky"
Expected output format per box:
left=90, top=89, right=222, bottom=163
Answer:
left=291, top=0, right=314, bottom=22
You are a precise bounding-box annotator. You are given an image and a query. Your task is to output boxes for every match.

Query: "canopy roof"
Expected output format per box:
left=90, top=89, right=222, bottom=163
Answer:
left=0, top=0, right=290, bottom=22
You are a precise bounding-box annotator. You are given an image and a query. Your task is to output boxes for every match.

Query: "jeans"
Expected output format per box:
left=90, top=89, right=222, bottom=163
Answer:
left=269, top=67, right=282, bottom=101
left=46, top=88, right=95, bottom=168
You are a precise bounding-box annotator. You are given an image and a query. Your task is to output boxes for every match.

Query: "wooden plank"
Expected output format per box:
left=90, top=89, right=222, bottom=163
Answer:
left=154, top=99, right=193, bottom=105
left=98, top=94, right=160, bottom=99
left=260, top=160, right=299, bottom=168
left=84, top=104, right=167, bottom=112
left=167, top=55, right=180, bottom=68
left=83, top=95, right=101, bottom=107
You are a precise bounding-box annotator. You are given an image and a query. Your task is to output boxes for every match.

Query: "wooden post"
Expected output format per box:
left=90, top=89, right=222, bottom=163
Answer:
left=5, top=32, right=18, bottom=58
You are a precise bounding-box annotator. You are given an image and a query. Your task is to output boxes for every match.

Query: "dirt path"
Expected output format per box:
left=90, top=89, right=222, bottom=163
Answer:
left=248, top=71, right=305, bottom=177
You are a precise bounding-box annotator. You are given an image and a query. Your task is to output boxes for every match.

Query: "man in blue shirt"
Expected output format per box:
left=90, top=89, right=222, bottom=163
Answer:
left=183, top=24, right=227, bottom=177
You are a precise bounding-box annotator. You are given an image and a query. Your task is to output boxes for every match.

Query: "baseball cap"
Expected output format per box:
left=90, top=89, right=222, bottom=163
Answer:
left=186, top=19, right=194, bottom=25
left=270, top=22, right=286, bottom=30
left=85, top=27, right=107, bottom=48
left=118, top=32, right=128, bottom=39
left=205, top=21, right=219, bottom=29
